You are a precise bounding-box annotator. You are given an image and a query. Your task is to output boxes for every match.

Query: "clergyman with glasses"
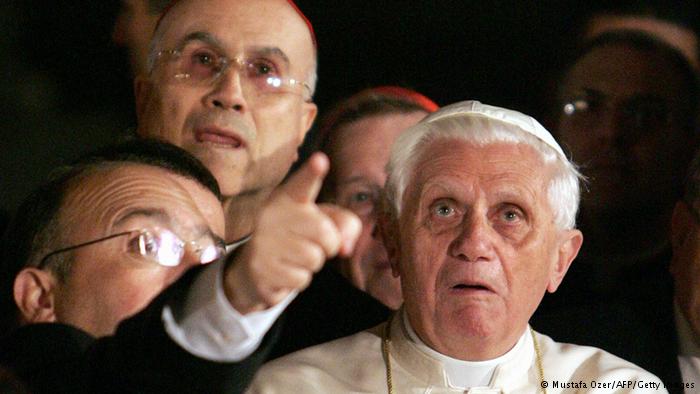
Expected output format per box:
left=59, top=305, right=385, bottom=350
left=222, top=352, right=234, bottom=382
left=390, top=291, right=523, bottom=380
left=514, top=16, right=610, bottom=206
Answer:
left=0, top=139, right=359, bottom=392
left=249, top=101, right=663, bottom=393
left=134, top=0, right=318, bottom=245
left=133, top=0, right=391, bottom=359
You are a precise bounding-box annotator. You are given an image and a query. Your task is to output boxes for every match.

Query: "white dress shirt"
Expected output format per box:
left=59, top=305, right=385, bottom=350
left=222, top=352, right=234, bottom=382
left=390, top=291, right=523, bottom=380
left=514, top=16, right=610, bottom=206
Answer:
left=162, top=255, right=294, bottom=362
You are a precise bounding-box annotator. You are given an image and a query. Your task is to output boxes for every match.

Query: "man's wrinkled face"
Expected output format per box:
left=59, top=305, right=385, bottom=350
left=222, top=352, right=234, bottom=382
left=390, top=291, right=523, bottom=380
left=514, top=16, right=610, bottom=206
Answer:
left=329, top=111, right=426, bottom=309
left=391, top=140, right=580, bottom=360
left=51, top=164, right=225, bottom=337
left=557, top=43, right=692, bottom=213
left=135, top=0, right=317, bottom=198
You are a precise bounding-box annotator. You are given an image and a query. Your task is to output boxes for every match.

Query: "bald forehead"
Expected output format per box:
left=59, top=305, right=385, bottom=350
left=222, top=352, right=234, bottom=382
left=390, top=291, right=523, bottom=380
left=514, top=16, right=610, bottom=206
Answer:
left=159, top=0, right=315, bottom=54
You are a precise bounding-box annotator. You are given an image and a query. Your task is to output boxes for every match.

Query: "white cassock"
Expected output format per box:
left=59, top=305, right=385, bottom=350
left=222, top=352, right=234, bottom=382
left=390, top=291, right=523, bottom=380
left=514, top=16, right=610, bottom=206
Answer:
left=248, top=310, right=666, bottom=394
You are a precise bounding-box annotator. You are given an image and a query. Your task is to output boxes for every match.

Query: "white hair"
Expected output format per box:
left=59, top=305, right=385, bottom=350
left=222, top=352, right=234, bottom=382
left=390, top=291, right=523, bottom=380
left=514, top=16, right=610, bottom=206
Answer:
left=385, top=101, right=584, bottom=230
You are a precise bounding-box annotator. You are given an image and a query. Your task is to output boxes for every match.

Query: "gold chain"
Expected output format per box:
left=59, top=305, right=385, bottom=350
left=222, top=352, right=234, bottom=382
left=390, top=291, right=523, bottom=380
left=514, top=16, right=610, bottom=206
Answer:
left=382, top=316, right=394, bottom=394
left=381, top=319, right=546, bottom=394
left=530, top=327, right=547, bottom=394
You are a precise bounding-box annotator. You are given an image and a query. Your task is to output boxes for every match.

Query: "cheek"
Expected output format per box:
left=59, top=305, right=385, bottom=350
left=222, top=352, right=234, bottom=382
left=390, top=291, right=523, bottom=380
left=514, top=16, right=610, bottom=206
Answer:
left=141, top=86, right=194, bottom=144
left=101, top=266, right=179, bottom=319
left=253, top=104, right=303, bottom=155
left=352, top=216, right=377, bottom=261
left=399, top=229, right=445, bottom=296
left=508, top=240, right=556, bottom=291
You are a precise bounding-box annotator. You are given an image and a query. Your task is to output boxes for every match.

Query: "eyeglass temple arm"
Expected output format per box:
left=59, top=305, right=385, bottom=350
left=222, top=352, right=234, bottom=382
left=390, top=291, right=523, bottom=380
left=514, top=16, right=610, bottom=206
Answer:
left=37, top=231, right=134, bottom=269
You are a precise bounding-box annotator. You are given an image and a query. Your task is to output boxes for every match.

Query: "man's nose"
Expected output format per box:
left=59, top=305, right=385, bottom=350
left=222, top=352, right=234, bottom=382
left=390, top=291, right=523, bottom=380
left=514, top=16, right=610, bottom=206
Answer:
left=205, top=65, right=248, bottom=113
left=448, top=214, right=495, bottom=262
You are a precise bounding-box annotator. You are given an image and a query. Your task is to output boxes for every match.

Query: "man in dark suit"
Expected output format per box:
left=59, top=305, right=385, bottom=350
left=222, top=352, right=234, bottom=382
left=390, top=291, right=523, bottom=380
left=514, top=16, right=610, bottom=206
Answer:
left=0, top=139, right=360, bottom=392
left=134, top=0, right=391, bottom=358
left=665, top=148, right=700, bottom=391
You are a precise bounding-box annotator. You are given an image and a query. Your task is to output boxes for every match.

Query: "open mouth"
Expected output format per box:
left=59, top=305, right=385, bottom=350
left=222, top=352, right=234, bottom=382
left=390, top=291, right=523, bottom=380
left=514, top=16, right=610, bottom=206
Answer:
left=452, top=284, right=491, bottom=291
left=195, top=129, right=245, bottom=148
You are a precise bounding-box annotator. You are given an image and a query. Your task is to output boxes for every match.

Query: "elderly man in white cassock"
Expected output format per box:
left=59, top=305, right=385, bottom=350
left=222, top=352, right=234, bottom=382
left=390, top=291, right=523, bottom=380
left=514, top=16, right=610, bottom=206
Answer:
left=248, top=101, right=665, bottom=393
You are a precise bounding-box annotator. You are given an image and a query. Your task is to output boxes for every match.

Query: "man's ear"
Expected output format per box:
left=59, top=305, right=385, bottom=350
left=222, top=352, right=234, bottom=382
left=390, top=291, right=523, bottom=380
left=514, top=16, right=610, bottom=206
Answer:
left=546, top=229, right=583, bottom=293
left=13, top=268, right=58, bottom=325
left=133, top=75, right=151, bottom=131
left=298, top=101, right=318, bottom=144
left=378, top=209, right=401, bottom=278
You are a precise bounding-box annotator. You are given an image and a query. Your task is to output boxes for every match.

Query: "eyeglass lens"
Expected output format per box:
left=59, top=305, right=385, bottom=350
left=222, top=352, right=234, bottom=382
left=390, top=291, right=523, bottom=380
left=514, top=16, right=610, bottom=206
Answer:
left=164, top=43, right=305, bottom=97
left=562, top=93, right=672, bottom=132
left=132, top=228, right=224, bottom=267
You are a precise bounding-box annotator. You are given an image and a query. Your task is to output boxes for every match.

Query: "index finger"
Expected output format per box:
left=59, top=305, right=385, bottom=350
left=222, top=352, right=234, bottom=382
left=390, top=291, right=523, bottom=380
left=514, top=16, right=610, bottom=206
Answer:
left=281, top=152, right=329, bottom=204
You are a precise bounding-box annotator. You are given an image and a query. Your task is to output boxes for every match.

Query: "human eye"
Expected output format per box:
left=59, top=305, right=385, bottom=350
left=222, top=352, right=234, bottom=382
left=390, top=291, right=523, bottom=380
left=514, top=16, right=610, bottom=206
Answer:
left=425, top=198, right=462, bottom=233
left=127, top=230, right=158, bottom=258
left=350, top=191, right=371, bottom=203
left=245, top=58, right=279, bottom=78
left=181, top=45, right=223, bottom=79
left=429, top=199, right=459, bottom=219
left=501, top=207, right=523, bottom=223
left=338, top=186, right=378, bottom=217
left=492, top=204, right=529, bottom=239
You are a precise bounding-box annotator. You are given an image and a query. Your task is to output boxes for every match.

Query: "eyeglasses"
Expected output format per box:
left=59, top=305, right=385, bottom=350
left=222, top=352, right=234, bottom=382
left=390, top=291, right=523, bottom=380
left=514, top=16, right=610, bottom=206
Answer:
left=37, top=227, right=227, bottom=269
left=561, top=93, right=677, bottom=133
left=156, top=45, right=311, bottom=100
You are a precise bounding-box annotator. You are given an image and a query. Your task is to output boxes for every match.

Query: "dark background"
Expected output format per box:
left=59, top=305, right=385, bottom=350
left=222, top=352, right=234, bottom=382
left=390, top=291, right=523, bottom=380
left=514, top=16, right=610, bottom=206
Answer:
left=0, top=1, right=692, bottom=215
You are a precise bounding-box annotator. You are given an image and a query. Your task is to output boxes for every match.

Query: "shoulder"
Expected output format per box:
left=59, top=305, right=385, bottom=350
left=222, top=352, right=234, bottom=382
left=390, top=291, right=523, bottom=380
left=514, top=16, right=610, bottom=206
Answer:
left=536, top=331, right=665, bottom=392
left=0, top=323, right=94, bottom=393
left=249, top=326, right=385, bottom=394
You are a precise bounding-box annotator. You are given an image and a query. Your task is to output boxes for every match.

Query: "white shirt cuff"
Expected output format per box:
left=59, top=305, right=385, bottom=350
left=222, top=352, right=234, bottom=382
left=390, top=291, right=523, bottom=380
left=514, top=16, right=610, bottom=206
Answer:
left=162, top=259, right=296, bottom=362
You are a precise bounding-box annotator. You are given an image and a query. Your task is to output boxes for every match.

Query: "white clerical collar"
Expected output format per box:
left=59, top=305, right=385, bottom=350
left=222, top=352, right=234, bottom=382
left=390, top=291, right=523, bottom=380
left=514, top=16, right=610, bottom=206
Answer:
left=402, top=310, right=528, bottom=389
left=674, top=301, right=700, bottom=387
left=675, top=301, right=700, bottom=357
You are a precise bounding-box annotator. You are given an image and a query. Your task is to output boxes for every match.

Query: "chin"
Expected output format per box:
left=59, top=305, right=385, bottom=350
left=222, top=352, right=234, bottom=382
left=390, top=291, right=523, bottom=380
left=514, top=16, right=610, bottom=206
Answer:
left=448, top=305, right=502, bottom=338
left=218, top=179, right=246, bottom=198
left=205, top=163, right=247, bottom=197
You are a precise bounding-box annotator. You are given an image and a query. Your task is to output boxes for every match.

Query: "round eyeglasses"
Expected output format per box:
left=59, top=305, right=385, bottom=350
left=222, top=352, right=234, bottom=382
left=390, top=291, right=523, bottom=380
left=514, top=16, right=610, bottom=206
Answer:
left=561, top=95, right=676, bottom=133
left=155, top=45, right=311, bottom=100
left=37, top=227, right=227, bottom=269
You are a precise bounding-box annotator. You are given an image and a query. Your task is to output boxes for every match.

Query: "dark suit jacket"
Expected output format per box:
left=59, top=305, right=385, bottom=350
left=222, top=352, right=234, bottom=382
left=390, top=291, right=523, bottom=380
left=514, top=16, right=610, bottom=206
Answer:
left=0, top=268, right=280, bottom=394
left=532, top=270, right=684, bottom=394
left=267, top=264, right=391, bottom=360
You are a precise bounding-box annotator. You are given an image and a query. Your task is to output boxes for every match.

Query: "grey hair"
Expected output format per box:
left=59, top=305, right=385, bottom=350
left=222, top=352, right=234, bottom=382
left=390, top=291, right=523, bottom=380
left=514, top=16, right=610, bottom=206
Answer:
left=385, top=108, right=584, bottom=230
